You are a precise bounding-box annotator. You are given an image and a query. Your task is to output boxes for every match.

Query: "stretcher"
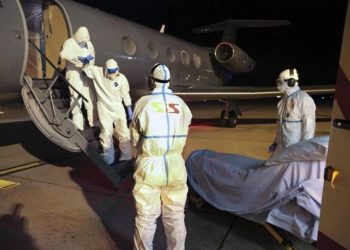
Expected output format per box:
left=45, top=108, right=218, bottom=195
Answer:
left=186, top=136, right=329, bottom=248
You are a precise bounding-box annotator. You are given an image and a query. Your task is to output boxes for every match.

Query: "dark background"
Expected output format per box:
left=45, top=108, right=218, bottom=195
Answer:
left=74, top=0, right=348, bottom=87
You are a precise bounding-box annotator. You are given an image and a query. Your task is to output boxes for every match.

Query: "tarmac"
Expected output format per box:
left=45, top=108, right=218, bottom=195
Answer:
left=0, top=97, right=332, bottom=250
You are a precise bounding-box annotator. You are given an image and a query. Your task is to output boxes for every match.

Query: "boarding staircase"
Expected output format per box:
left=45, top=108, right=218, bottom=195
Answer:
left=21, top=39, right=132, bottom=188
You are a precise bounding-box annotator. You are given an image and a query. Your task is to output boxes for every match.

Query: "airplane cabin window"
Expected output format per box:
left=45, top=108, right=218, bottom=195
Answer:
left=193, top=54, right=201, bottom=69
left=121, top=36, right=137, bottom=56
left=181, top=50, right=190, bottom=65
left=147, top=43, right=159, bottom=59
left=166, top=48, right=176, bottom=63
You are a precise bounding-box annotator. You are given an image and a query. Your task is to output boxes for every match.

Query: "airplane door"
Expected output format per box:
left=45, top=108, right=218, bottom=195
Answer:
left=0, top=0, right=28, bottom=101
left=318, top=2, right=350, bottom=249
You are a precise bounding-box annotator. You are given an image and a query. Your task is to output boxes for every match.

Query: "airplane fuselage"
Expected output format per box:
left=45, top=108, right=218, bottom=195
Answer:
left=0, top=0, right=259, bottom=104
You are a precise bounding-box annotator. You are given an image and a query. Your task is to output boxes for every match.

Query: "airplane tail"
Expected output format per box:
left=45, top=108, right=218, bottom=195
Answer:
left=193, top=19, right=290, bottom=42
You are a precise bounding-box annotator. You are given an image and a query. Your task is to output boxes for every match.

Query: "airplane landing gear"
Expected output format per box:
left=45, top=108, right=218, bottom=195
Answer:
left=219, top=100, right=241, bottom=128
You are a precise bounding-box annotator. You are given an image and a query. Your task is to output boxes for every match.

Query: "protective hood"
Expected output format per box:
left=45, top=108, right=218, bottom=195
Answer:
left=278, top=69, right=299, bottom=82
left=105, top=58, right=119, bottom=79
left=151, top=64, right=170, bottom=89
left=277, top=68, right=299, bottom=93
left=74, top=26, right=90, bottom=43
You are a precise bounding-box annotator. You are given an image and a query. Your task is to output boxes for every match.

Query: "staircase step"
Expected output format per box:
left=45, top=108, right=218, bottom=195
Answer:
left=42, top=88, right=70, bottom=99
left=31, top=78, right=67, bottom=89
left=81, top=126, right=100, bottom=141
left=24, top=71, right=126, bottom=188
left=51, top=97, right=70, bottom=109
left=88, top=139, right=103, bottom=152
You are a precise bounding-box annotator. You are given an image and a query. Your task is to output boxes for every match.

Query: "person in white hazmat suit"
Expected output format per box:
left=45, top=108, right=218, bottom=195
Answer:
left=130, top=64, right=192, bottom=250
left=269, top=68, right=316, bottom=155
left=83, top=59, right=133, bottom=164
left=60, top=26, right=98, bottom=131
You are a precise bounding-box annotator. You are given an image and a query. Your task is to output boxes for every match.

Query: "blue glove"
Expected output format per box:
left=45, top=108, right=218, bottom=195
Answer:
left=86, top=54, right=94, bottom=61
left=78, top=56, right=88, bottom=64
left=78, top=55, right=94, bottom=65
left=268, top=142, right=277, bottom=153
left=127, top=106, right=133, bottom=120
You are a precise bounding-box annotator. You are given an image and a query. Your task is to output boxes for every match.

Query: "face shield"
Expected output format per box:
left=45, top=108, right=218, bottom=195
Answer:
left=105, top=67, right=119, bottom=80
left=107, top=67, right=119, bottom=75
left=105, top=59, right=119, bottom=79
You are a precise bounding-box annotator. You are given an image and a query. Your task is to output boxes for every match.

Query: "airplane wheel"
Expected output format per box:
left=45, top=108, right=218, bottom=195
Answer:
left=219, top=110, right=227, bottom=127
left=226, top=111, right=238, bottom=128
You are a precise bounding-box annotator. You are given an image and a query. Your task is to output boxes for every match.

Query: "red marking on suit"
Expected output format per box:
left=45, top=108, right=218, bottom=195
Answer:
left=151, top=102, right=180, bottom=114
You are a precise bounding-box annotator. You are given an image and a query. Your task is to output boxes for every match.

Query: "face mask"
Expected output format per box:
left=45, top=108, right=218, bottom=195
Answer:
left=106, top=73, right=117, bottom=80
left=277, top=81, right=288, bottom=92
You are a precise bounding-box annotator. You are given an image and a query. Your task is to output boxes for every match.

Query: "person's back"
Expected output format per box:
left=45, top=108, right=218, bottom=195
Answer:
left=132, top=88, right=191, bottom=186
left=131, top=64, right=192, bottom=250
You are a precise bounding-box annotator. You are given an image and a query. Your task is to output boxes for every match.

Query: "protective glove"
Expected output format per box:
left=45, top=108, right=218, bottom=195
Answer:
left=268, top=142, right=277, bottom=153
left=78, top=55, right=94, bottom=65
left=127, top=106, right=133, bottom=120
left=78, top=56, right=88, bottom=64
left=86, top=54, right=94, bottom=61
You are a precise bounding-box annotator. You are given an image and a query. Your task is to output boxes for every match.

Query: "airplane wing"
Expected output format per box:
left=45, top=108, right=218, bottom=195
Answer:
left=193, top=19, right=291, bottom=41
left=131, top=85, right=335, bottom=102
left=193, top=19, right=291, bottom=33
left=172, top=85, right=335, bottom=102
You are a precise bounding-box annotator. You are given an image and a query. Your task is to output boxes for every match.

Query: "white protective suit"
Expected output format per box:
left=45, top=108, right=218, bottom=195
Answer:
left=273, top=69, right=316, bottom=155
left=83, top=59, right=132, bottom=164
left=130, top=64, right=192, bottom=250
left=60, top=26, right=98, bottom=130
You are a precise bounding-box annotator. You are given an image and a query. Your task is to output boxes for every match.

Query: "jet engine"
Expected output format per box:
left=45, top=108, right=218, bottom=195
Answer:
left=214, top=41, right=255, bottom=73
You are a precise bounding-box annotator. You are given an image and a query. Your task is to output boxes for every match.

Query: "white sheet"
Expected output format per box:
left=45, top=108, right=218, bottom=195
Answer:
left=186, top=136, right=329, bottom=242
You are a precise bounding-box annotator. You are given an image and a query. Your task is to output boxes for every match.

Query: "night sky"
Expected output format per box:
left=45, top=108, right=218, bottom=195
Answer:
left=74, top=0, right=347, bottom=86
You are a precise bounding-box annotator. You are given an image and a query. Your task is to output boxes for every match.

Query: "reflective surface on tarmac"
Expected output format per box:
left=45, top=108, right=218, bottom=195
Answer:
left=0, top=98, right=331, bottom=249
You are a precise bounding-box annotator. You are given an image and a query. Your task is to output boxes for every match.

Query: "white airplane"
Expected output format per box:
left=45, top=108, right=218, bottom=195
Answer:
left=3, top=4, right=350, bottom=249
left=0, top=0, right=335, bottom=185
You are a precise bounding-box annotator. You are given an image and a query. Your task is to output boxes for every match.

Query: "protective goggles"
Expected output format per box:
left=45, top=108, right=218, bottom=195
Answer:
left=107, top=67, right=119, bottom=74
left=79, top=42, right=88, bottom=48
left=152, top=76, right=170, bottom=83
